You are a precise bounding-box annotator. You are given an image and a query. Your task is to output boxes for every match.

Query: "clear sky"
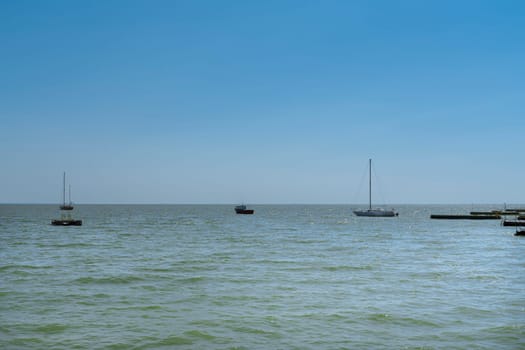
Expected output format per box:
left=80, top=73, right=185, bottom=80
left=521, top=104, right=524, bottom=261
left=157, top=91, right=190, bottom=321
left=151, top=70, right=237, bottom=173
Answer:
left=1, top=0, right=524, bottom=204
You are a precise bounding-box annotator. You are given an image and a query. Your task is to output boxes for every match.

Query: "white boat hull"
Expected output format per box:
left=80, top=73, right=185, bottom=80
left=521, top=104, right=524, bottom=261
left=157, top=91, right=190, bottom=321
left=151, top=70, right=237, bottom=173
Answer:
left=353, top=209, right=398, bottom=217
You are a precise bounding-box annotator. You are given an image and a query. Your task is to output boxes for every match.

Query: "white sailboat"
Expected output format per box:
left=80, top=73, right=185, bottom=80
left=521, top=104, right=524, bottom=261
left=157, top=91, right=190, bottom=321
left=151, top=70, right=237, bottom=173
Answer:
left=353, top=159, right=398, bottom=217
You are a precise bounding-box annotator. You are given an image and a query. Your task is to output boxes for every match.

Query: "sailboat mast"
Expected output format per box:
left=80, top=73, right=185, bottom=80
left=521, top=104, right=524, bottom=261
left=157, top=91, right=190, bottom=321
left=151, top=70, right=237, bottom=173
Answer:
left=62, top=172, right=66, bottom=206
left=368, top=159, right=372, bottom=210
left=69, top=185, right=71, bottom=204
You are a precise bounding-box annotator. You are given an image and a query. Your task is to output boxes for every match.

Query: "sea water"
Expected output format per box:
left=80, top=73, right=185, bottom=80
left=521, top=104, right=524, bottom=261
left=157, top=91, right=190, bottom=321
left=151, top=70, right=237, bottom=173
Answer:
left=1, top=204, right=524, bottom=349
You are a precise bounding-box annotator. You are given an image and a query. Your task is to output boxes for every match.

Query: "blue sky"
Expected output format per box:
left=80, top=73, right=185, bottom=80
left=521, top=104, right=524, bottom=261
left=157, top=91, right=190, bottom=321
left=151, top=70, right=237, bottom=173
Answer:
left=1, top=0, right=524, bottom=204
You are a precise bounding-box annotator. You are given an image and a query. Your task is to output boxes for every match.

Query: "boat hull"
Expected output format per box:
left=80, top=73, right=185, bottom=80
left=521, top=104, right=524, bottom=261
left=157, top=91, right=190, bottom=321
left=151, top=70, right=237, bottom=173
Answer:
left=502, top=220, right=525, bottom=226
left=59, top=205, right=74, bottom=210
left=51, top=219, right=82, bottom=226
left=235, top=209, right=254, bottom=215
left=354, top=209, right=398, bottom=217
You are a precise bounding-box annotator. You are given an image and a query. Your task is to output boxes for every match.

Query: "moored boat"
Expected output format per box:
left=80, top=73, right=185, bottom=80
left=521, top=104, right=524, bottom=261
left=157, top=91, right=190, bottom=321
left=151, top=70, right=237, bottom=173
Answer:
left=355, top=208, right=398, bottom=217
left=353, top=159, right=398, bottom=217
left=502, top=220, right=525, bottom=227
left=52, top=171, right=82, bottom=225
left=235, top=205, right=254, bottom=215
left=52, top=219, right=82, bottom=226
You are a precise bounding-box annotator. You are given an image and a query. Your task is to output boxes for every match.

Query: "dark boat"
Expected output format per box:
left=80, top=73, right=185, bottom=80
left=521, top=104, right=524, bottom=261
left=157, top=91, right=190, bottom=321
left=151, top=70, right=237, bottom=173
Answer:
left=52, top=219, right=82, bottom=226
left=515, top=230, right=525, bottom=236
left=430, top=214, right=501, bottom=220
left=59, top=172, right=74, bottom=210
left=235, top=205, right=254, bottom=215
left=502, top=220, right=525, bottom=227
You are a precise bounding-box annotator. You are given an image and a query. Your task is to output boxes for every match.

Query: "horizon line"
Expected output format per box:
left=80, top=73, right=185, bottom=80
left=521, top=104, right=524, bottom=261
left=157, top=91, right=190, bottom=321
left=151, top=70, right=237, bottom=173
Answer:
left=0, top=202, right=521, bottom=206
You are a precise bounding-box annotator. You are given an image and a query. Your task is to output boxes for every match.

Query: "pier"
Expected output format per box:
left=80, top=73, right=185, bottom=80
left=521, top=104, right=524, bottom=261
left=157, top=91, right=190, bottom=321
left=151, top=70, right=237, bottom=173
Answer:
left=430, top=214, right=501, bottom=220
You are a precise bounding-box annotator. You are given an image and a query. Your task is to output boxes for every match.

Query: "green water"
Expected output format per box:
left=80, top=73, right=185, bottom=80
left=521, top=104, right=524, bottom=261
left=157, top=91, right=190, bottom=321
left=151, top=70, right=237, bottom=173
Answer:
left=1, top=204, right=524, bottom=349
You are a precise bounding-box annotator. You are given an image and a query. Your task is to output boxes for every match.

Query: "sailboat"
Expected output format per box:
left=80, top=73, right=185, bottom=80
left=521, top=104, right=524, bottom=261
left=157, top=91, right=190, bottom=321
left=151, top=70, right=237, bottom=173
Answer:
left=353, top=159, right=398, bottom=217
left=59, top=172, right=74, bottom=210
left=52, top=171, right=82, bottom=225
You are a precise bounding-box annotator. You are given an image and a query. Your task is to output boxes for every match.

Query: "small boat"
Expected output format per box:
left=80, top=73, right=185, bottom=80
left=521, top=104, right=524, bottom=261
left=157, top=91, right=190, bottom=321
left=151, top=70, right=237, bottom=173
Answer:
left=353, top=159, right=398, bottom=217
left=515, top=229, right=525, bottom=236
left=51, top=219, right=82, bottom=226
left=52, top=172, right=82, bottom=225
left=59, top=172, right=74, bottom=210
left=235, top=205, right=254, bottom=215
left=51, top=212, right=82, bottom=226
left=51, top=213, right=82, bottom=226
left=355, top=208, right=398, bottom=217
left=502, top=220, right=525, bottom=227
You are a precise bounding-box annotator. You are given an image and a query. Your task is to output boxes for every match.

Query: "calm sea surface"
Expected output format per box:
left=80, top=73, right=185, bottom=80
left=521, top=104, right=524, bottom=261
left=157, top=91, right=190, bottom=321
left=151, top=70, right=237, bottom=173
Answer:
left=1, top=204, right=524, bottom=349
